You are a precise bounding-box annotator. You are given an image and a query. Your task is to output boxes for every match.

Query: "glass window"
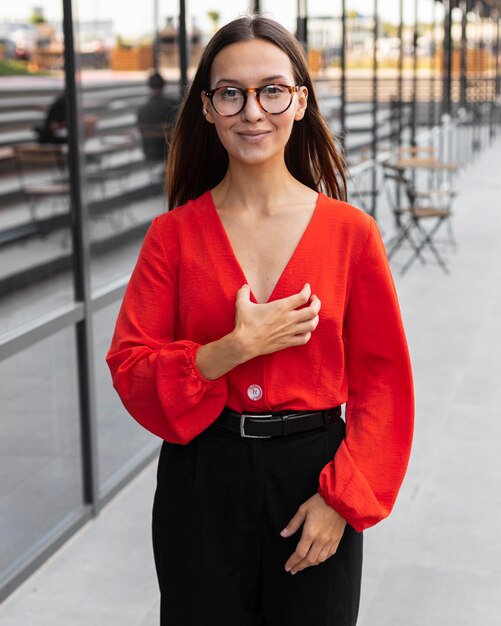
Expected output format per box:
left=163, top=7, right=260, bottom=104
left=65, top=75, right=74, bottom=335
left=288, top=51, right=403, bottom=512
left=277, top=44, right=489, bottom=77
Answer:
left=93, top=301, right=158, bottom=494
left=0, top=327, right=82, bottom=587
left=0, top=2, right=74, bottom=336
left=71, top=1, right=172, bottom=294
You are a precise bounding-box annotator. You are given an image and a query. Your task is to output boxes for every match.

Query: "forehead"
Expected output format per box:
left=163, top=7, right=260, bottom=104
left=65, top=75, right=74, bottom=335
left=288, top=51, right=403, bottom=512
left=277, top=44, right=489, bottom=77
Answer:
left=210, top=39, right=295, bottom=85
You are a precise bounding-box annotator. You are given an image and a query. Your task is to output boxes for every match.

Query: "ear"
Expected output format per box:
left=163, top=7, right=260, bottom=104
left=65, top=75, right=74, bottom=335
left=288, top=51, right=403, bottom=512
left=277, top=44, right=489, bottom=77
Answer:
left=294, top=86, right=308, bottom=121
left=200, top=91, right=215, bottom=124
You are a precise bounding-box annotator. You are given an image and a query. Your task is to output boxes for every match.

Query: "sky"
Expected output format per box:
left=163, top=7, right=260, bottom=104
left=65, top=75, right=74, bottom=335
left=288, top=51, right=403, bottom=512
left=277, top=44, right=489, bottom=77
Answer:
left=0, top=0, right=439, bottom=40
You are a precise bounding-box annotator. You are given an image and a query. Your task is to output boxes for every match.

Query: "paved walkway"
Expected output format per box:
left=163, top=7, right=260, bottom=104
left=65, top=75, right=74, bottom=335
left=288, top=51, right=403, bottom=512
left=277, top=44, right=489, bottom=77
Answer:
left=2, top=137, right=501, bottom=625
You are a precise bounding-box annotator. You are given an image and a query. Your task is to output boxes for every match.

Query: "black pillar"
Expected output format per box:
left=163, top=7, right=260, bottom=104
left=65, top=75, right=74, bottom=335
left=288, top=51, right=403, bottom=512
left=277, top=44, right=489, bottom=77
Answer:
left=371, top=0, right=378, bottom=217
left=460, top=0, right=468, bottom=109
left=179, top=0, right=189, bottom=95
left=297, top=0, right=308, bottom=49
left=442, top=0, right=453, bottom=116
left=477, top=5, right=486, bottom=138
left=496, top=16, right=500, bottom=97
left=250, top=0, right=261, bottom=12
left=397, top=0, right=404, bottom=145
left=495, top=15, right=500, bottom=138
left=471, top=3, right=481, bottom=151
left=153, top=0, right=159, bottom=71
left=62, top=0, right=99, bottom=513
left=411, top=0, right=419, bottom=145
left=478, top=9, right=485, bottom=85
left=430, top=0, right=438, bottom=128
left=340, top=0, right=346, bottom=150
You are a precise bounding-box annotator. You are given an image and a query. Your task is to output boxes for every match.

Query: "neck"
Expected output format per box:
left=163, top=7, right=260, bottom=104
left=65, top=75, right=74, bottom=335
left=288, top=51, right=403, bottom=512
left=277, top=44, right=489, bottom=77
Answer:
left=213, top=156, right=301, bottom=214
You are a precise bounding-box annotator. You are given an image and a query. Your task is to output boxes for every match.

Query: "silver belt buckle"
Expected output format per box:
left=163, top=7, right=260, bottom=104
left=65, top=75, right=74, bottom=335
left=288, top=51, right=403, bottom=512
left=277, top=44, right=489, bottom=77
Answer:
left=240, top=413, right=273, bottom=438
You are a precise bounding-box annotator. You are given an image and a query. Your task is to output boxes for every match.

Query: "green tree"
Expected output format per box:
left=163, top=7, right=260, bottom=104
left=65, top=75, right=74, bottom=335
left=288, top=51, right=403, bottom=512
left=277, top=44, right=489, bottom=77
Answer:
left=207, top=11, right=220, bottom=33
left=382, top=21, right=399, bottom=38
left=29, top=8, right=47, bottom=25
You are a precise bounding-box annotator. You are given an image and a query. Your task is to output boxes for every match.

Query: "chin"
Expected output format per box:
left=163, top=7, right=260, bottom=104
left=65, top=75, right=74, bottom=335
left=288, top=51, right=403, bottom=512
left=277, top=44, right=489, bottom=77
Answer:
left=228, top=146, right=286, bottom=167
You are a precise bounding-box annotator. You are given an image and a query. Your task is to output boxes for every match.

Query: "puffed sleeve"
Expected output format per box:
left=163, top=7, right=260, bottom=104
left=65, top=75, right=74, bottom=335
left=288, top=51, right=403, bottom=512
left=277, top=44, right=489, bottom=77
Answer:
left=106, top=217, right=228, bottom=444
left=318, top=217, right=414, bottom=531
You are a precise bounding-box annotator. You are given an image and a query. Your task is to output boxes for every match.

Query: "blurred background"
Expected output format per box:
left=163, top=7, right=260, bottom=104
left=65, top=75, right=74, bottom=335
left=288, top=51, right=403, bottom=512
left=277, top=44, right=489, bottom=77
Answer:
left=0, top=0, right=500, bottom=615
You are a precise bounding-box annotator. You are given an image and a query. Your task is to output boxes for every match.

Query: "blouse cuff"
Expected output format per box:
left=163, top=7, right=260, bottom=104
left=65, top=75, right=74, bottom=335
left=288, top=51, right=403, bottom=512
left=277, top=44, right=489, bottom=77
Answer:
left=154, top=339, right=228, bottom=442
left=157, top=339, right=224, bottom=390
left=186, top=342, right=225, bottom=386
left=317, top=442, right=386, bottom=532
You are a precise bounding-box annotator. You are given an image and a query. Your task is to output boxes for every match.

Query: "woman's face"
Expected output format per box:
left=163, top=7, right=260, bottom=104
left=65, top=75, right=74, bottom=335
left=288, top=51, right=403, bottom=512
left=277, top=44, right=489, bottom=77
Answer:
left=201, top=39, right=308, bottom=167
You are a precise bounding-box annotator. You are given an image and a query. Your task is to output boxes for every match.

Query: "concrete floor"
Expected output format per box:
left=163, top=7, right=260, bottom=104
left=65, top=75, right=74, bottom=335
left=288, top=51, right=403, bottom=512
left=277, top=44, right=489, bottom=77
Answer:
left=1, top=137, right=501, bottom=625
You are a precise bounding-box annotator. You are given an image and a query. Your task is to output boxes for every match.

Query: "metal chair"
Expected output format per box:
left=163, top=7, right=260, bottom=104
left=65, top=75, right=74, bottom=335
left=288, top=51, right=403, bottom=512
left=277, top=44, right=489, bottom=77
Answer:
left=381, top=161, right=457, bottom=274
left=13, top=144, right=69, bottom=225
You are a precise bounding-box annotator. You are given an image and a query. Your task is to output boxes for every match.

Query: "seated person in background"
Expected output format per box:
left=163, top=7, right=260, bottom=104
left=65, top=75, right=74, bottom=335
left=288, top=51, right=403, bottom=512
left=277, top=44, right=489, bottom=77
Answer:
left=136, top=72, right=177, bottom=162
left=34, top=92, right=97, bottom=144
left=35, top=93, right=68, bottom=144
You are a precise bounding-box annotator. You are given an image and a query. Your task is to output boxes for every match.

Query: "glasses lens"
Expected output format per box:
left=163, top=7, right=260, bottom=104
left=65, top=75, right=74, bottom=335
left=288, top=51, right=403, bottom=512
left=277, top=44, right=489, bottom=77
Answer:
left=213, top=87, right=244, bottom=115
left=259, top=85, right=292, bottom=114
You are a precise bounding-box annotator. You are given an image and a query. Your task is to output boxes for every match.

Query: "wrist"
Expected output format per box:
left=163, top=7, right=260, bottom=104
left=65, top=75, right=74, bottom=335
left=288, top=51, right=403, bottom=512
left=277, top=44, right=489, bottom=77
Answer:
left=195, top=328, right=253, bottom=381
left=227, top=326, right=255, bottom=364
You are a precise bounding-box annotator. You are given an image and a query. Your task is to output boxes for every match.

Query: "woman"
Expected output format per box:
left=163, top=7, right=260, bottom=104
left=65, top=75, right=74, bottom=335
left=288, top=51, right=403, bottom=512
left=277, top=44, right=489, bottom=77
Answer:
left=106, top=15, right=414, bottom=626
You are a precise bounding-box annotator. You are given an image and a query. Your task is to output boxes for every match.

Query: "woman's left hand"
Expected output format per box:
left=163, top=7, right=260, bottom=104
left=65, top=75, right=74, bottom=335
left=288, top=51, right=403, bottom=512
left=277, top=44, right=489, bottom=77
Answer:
left=281, top=493, right=347, bottom=574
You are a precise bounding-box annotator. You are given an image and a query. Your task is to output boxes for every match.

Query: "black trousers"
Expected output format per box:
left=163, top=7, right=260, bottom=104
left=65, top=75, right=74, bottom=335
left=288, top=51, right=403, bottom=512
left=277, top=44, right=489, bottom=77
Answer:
left=152, top=415, right=363, bottom=626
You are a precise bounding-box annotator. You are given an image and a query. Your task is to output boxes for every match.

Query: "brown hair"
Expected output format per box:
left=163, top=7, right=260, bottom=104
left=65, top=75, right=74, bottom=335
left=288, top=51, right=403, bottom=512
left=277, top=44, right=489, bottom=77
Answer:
left=166, top=15, right=347, bottom=209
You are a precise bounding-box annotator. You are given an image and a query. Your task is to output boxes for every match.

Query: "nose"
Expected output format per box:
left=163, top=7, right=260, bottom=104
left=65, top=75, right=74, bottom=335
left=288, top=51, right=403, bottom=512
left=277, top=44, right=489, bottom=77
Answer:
left=242, top=91, right=265, bottom=122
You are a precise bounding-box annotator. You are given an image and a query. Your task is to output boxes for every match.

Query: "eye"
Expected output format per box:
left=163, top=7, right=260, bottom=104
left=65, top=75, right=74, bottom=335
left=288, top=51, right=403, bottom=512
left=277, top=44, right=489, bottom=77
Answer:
left=219, top=87, right=242, bottom=100
left=261, top=85, right=287, bottom=97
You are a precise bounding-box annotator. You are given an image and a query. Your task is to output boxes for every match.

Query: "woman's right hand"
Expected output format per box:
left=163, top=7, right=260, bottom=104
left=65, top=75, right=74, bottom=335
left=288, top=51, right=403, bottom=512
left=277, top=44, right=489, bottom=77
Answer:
left=233, top=283, right=321, bottom=361
left=195, top=283, right=321, bottom=380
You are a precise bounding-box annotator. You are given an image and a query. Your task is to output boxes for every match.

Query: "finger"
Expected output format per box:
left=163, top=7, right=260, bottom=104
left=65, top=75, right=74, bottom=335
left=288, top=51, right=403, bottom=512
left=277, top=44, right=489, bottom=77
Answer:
left=316, top=541, right=336, bottom=564
left=279, top=283, right=311, bottom=310
left=291, top=296, right=321, bottom=323
left=297, top=540, right=324, bottom=569
left=284, top=536, right=313, bottom=572
left=289, top=555, right=318, bottom=574
left=286, top=535, right=326, bottom=574
left=293, top=317, right=319, bottom=336
left=292, top=315, right=320, bottom=335
left=288, top=557, right=309, bottom=574
left=300, top=282, right=312, bottom=300
left=235, top=284, right=251, bottom=305
left=287, top=331, right=312, bottom=347
left=289, top=537, right=333, bottom=574
left=292, top=307, right=319, bottom=326
left=309, top=294, right=322, bottom=314
left=280, top=507, right=306, bottom=538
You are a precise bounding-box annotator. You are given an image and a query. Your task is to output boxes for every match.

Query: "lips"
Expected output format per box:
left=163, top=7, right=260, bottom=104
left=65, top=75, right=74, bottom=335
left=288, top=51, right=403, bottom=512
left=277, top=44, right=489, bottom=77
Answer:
left=238, top=130, right=271, bottom=136
left=237, top=130, right=271, bottom=142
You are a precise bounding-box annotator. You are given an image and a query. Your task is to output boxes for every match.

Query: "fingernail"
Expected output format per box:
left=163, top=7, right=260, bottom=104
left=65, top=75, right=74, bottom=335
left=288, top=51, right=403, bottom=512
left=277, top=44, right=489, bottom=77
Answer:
left=280, top=528, right=288, bottom=536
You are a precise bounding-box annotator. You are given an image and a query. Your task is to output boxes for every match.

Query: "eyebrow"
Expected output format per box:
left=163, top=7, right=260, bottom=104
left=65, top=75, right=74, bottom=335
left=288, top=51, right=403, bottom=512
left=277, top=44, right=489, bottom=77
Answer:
left=214, top=74, right=289, bottom=86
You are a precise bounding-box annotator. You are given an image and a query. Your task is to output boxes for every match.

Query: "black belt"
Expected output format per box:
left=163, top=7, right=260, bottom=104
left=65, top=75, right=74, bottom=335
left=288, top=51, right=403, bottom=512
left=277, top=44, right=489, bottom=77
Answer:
left=215, top=406, right=342, bottom=439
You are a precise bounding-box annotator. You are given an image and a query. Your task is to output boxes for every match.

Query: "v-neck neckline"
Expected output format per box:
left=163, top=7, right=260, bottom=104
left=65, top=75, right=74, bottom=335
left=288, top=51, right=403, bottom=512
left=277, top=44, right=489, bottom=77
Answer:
left=206, top=190, right=322, bottom=304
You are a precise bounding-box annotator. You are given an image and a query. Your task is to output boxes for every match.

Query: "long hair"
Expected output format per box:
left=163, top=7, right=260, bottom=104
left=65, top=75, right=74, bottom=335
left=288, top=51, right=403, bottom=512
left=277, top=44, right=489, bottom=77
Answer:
left=167, top=15, right=347, bottom=209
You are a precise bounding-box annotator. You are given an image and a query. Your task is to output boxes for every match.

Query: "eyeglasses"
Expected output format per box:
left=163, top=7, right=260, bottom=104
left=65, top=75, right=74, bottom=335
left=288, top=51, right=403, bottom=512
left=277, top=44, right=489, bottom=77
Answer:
left=204, top=84, right=300, bottom=117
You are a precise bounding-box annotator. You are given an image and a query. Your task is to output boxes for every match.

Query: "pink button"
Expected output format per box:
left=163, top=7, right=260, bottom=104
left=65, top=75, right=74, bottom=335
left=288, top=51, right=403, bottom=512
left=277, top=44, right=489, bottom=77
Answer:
left=247, top=384, right=263, bottom=401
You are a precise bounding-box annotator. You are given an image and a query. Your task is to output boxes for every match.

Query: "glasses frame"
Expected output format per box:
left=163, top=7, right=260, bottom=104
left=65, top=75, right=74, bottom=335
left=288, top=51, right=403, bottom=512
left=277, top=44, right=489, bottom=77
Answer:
left=204, top=84, right=301, bottom=117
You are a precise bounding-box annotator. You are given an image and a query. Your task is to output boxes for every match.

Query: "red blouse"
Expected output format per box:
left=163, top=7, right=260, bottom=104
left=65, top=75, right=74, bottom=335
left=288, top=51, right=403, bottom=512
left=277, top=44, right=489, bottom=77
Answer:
left=106, top=191, right=414, bottom=532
